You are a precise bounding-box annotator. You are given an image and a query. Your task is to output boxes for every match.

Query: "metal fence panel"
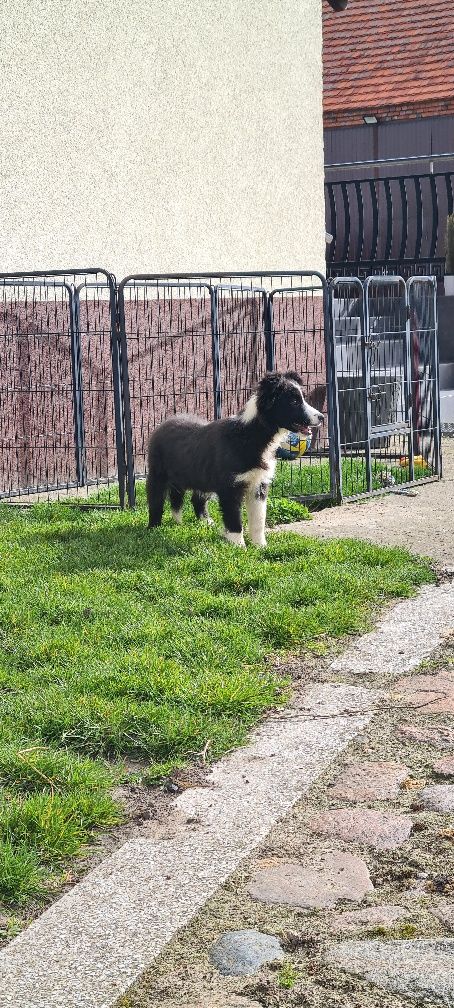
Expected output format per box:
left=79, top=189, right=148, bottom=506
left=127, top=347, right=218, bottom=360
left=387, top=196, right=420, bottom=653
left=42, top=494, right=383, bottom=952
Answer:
left=0, top=268, right=123, bottom=505
left=331, top=273, right=441, bottom=500
left=117, top=278, right=216, bottom=505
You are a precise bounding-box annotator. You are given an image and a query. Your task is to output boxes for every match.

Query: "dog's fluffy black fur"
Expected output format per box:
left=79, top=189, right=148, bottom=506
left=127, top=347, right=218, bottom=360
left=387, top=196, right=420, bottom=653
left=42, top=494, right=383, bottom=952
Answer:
left=146, top=371, right=324, bottom=546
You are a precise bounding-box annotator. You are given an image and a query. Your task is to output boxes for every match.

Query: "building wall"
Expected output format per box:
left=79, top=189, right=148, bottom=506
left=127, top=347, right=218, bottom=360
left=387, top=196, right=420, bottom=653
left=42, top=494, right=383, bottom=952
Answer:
left=0, top=0, right=326, bottom=278
left=325, top=98, right=454, bottom=130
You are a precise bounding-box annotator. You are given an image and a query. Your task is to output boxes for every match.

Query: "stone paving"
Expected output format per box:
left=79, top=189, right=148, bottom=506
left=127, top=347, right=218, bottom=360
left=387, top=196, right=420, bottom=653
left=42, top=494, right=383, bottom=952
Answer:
left=115, top=632, right=454, bottom=1008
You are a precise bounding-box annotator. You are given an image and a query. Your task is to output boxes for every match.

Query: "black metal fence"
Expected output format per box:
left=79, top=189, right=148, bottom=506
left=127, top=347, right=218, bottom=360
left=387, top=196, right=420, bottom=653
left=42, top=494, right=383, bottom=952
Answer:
left=0, top=267, right=441, bottom=511
left=326, top=170, right=454, bottom=280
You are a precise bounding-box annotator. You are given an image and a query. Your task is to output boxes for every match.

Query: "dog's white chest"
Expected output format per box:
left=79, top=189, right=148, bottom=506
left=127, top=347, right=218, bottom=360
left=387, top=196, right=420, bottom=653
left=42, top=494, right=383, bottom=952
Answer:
left=234, top=429, right=287, bottom=489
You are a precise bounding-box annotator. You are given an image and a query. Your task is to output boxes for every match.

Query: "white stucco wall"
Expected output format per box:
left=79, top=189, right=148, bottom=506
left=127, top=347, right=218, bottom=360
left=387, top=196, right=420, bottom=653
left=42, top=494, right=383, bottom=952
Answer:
left=0, top=0, right=325, bottom=278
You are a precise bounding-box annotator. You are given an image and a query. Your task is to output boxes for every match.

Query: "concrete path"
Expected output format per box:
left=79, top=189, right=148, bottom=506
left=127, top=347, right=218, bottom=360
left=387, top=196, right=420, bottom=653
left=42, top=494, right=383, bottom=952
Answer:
left=282, top=439, right=454, bottom=568
left=1, top=584, right=453, bottom=1008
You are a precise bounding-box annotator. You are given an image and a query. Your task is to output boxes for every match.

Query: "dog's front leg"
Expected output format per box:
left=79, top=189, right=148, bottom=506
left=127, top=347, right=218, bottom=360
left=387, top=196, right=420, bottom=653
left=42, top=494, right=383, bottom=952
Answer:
left=245, top=482, right=268, bottom=547
left=219, top=490, right=245, bottom=547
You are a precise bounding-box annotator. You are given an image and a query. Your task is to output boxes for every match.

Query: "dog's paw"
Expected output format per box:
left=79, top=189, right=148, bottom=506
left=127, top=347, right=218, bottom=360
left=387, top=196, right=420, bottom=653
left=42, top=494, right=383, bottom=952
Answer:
left=203, top=515, right=215, bottom=526
left=223, top=530, right=246, bottom=547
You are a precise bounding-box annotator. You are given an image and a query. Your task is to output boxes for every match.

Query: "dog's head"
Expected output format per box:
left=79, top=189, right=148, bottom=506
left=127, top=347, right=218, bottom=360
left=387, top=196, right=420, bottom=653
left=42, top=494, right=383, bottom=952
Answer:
left=256, top=371, right=324, bottom=434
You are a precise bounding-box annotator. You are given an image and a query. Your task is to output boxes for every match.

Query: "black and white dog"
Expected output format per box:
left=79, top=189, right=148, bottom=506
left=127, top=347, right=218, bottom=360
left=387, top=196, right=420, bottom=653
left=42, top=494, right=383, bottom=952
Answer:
left=146, top=371, right=324, bottom=547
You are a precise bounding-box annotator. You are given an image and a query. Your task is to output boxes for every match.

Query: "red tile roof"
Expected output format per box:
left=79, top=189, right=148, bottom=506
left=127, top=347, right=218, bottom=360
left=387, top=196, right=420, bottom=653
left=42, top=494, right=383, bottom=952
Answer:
left=323, top=0, right=454, bottom=115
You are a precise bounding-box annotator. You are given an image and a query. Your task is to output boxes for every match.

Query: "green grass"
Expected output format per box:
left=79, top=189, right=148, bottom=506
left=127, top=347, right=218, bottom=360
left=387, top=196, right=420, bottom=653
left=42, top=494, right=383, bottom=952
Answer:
left=272, top=456, right=433, bottom=499
left=0, top=490, right=433, bottom=909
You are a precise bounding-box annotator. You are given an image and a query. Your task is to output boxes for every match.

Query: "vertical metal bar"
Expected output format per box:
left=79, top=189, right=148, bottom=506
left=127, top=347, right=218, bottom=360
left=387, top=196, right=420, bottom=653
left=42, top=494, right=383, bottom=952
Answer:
left=354, top=180, right=364, bottom=262
left=265, top=292, right=275, bottom=371
left=360, top=279, right=373, bottom=493
left=340, top=181, right=351, bottom=262
left=414, top=176, right=423, bottom=261
left=429, top=174, right=439, bottom=260
left=326, top=280, right=342, bottom=503
left=70, top=286, right=87, bottom=486
left=430, top=276, right=442, bottom=479
left=384, top=178, right=393, bottom=262
left=117, top=281, right=136, bottom=507
left=326, top=182, right=337, bottom=264
left=404, top=279, right=415, bottom=482
left=398, top=177, right=408, bottom=261
left=369, top=179, right=379, bottom=262
left=108, top=280, right=126, bottom=509
left=445, top=172, right=454, bottom=217
left=211, top=286, right=222, bottom=419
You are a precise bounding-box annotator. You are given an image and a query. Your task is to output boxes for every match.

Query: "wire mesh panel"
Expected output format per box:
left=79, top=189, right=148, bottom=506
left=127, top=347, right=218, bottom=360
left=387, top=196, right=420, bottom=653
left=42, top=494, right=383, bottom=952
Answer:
left=331, top=277, right=370, bottom=497
left=215, top=285, right=267, bottom=418
left=0, top=269, right=122, bottom=506
left=0, top=279, right=79, bottom=499
left=407, top=276, right=441, bottom=481
left=332, top=274, right=441, bottom=499
left=365, top=276, right=413, bottom=493
left=269, top=279, right=336, bottom=502
left=75, top=277, right=125, bottom=505
left=118, top=278, right=216, bottom=492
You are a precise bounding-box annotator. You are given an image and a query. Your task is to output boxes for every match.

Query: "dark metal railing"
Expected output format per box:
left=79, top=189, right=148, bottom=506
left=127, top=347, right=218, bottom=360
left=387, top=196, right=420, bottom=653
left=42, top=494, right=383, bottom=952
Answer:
left=325, top=170, right=454, bottom=278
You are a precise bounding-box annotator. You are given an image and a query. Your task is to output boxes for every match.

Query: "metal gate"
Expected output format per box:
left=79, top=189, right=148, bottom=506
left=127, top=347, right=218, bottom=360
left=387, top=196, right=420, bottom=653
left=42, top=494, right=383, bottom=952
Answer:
left=118, top=271, right=338, bottom=509
left=0, top=268, right=124, bottom=504
left=331, top=274, right=440, bottom=499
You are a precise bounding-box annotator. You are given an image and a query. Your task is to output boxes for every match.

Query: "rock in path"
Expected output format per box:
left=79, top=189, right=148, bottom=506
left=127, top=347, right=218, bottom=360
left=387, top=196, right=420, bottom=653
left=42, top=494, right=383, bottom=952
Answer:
left=209, top=930, right=284, bottom=976
left=433, top=755, right=454, bottom=777
left=331, top=904, right=412, bottom=934
left=330, top=761, right=409, bottom=801
left=308, top=808, right=412, bottom=850
left=326, top=938, right=454, bottom=1005
left=393, top=670, right=454, bottom=715
left=247, top=853, right=373, bottom=909
left=399, top=724, right=454, bottom=748
left=431, top=902, right=454, bottom=932
left=418, top=784, right=454, bottom=812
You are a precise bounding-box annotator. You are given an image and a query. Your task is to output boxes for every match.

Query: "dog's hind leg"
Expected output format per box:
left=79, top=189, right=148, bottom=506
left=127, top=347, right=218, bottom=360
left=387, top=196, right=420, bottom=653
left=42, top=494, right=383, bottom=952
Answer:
left=169, top=486, right=185, bottom=524
left=218, top=490, right=245, bottom=547
left=245, top=481, right=268, bottom=547
left=147, top=468, right=167, bottom=528
left=191, top=491, right=214, bottom=525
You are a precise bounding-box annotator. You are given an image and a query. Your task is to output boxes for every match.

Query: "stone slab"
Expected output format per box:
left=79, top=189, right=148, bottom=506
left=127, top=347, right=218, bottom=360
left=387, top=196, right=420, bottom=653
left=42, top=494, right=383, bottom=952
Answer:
left=433, top=756, right=454, bottom=777
left=209, top=930, right=284, bottom=976
left=392, top=670, right=454, bottom=715
left=330, top=761, right=409, bottom=801
left=419, top=784, right=454, bottom=812
left=328, top=583, right=454, bottom=677
left=308, top=808, right=412, bottom=850
left=399, top=724, right=454, bottom=748
left=331, top=904, right=411, bottom=934
left=431, top=902, right=454, bottom=932
left=326, top=938, right=454, bottom=1005
left=247, top=852, right=374, bottom=909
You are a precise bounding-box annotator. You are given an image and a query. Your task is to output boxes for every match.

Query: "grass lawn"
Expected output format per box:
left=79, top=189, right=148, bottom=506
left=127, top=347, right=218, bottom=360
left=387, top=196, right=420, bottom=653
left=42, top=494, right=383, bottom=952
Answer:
left=0, top=486, right=433, bottom=921
left=272, top=456, right=432, bottom=499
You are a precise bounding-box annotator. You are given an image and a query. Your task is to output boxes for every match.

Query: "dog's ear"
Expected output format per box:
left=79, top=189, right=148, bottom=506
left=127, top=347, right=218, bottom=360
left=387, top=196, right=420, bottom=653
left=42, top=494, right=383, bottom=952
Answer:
left=284, top=370, right=304, bottom=386
left=256, top=372, right=286, bottom=416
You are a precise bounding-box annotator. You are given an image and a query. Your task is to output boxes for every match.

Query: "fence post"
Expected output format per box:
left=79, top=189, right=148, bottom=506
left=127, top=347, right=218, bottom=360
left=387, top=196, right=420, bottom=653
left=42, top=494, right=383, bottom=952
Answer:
left=264, top=294, right=275, bottom=372
left=107, top=279, right=127, bottom=509
left=211, top=287, right=222, bottom=419
left=70, top=286, right=87, bottom=487
left=324, top=279, right=342, bottom=503
left=117, top=281, right=136, bottom=508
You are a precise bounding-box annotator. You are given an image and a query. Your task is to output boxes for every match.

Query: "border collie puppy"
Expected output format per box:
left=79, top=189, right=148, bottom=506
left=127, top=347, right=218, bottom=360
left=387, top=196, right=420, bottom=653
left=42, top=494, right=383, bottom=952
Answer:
left=146, top=371, right=324, bottom=547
